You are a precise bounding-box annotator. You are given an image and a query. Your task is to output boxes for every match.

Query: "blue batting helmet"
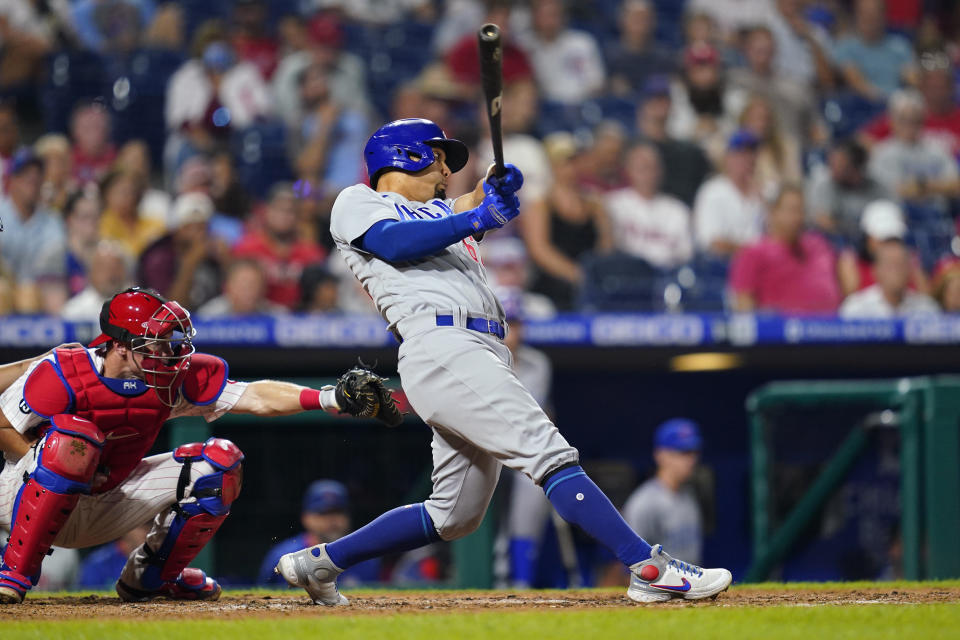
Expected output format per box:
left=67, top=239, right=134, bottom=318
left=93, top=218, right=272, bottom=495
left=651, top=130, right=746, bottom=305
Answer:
left=364, top=118, right=469, bottom=188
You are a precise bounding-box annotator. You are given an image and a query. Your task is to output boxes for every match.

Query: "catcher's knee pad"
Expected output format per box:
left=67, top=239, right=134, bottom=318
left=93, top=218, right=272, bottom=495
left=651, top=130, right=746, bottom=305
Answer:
left=141, top=438, right=243, bottom=590
left=1, top=415, right=104, bottom=595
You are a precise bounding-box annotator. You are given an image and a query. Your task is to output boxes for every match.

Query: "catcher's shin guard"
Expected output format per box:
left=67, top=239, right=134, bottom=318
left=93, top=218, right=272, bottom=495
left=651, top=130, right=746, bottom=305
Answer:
left=0, top=415, right=104, bottom=600
left=138, top=438, right=243, bottom=591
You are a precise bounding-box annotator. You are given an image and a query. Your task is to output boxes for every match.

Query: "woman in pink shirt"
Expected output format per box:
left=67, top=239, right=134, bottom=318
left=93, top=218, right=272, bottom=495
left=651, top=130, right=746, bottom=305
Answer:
left=729, top=185, right=842, bottom=314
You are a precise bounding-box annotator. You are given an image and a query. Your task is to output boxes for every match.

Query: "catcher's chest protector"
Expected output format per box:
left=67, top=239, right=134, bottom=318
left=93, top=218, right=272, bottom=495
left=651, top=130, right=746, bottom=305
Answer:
left=53, top=349, right=172, bottom=492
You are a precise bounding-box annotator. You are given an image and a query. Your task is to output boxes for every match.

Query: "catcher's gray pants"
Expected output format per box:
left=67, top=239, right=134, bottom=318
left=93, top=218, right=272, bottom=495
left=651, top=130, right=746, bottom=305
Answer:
left=397, top=325, right=578, bottom=541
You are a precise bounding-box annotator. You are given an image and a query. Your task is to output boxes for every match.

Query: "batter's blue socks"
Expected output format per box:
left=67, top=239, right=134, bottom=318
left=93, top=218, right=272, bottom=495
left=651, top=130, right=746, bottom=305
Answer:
left=325, top=503, right=441, bottom=569
left=543, top=465, right=652, bottom=566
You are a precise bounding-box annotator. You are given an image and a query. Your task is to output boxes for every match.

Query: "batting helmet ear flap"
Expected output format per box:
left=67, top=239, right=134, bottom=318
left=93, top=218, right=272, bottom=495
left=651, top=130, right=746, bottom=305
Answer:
left=364, top=119, right=469, bottom=188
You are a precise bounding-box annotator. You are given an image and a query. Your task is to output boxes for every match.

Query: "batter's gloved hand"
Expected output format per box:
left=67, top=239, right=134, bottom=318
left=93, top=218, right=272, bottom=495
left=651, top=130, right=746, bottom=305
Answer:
left=466, top=186, right=520, bottom=233
left=485, top=163, right=524, bottom=196
left=334, top=367, right=404, bottom=427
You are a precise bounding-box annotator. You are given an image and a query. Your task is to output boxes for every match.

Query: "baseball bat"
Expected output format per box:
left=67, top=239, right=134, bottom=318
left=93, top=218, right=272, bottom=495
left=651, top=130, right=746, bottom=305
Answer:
left=478, top=23, right=505, bottom=179
left=474, top=23, right=505, bottom=241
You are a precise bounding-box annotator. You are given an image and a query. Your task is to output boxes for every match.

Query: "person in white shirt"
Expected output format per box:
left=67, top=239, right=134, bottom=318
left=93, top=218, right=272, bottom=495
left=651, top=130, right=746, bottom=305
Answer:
left=61, top=241, right=133, bottom=322
left=606, top=143, right=692, bottom=269
left=840, top=240, right=941, bottom=318
left=520, top=0, right=605, bottom=105
left=693, top=130, right=764, bottom=256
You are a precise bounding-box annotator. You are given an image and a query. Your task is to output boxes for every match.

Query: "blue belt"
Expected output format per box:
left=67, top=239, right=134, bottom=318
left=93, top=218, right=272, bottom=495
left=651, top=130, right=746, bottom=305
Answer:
left=436, top=315, right=505, bottom=339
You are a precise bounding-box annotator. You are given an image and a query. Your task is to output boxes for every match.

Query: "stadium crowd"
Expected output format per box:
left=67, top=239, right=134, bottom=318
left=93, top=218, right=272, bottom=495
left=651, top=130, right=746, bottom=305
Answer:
left=0, top=0, right=959, bottom=318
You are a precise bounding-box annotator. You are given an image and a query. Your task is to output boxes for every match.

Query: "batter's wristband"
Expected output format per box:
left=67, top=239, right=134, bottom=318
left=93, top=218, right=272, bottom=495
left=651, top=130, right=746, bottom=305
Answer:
left=299, top=388, right=323, bottom=411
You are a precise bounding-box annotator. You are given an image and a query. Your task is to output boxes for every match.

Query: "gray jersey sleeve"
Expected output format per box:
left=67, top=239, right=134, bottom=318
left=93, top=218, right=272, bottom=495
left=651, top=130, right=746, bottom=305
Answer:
left=330, top=184, right=403, bottom=246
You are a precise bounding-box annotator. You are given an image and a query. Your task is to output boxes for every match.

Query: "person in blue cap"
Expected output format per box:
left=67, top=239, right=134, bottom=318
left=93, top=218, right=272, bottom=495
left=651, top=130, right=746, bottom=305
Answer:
left=621, top=419, right=704, bottom=564
left=257, top=480, right=378, bottom=586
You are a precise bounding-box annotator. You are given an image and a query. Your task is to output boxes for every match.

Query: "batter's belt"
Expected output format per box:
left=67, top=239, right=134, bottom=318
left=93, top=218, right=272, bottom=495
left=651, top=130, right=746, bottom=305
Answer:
left=393, top=309, right=506, bottom=343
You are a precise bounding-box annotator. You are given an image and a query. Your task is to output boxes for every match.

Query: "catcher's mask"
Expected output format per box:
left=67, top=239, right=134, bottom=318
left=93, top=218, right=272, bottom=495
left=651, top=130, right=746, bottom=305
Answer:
left=90, top=287, right=196, bottom=407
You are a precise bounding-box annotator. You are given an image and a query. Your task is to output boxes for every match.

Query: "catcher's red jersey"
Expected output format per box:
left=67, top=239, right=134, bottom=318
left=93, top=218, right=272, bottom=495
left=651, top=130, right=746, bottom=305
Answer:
left=22, top=348, right=228, bottom=493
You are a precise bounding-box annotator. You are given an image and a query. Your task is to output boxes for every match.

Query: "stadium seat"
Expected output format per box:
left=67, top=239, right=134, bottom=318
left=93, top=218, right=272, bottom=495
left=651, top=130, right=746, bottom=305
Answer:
left=577, top=252, right=661, bottom=312
left=231, top=122, right=294, bottom=200
left=821, top=92, right=886, bottom=140
left=41, top=49, right=108, bottom=133
left=903, top=204, right=957, bottom=271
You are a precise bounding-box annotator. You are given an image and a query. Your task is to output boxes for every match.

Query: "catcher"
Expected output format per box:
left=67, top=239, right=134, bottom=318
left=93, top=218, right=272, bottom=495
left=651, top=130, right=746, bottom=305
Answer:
left=0, top=287, right=398, bottom=604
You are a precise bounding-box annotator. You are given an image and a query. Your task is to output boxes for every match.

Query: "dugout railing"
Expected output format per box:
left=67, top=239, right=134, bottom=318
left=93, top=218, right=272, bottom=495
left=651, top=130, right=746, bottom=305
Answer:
left=746, top=377, right=960, bottom=581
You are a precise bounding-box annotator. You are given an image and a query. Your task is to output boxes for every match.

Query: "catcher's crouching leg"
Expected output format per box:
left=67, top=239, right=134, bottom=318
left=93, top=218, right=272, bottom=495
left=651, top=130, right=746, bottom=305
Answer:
left=116, top=438, right=243, bottom=602
left=0, top=415, right=104, bottom=603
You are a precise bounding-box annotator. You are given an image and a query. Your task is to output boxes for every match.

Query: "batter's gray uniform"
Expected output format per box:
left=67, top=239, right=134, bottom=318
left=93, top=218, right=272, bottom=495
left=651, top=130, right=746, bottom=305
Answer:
left=622, top=479, right=703, bottom=564
left=330, top=184, right=578, bottom=541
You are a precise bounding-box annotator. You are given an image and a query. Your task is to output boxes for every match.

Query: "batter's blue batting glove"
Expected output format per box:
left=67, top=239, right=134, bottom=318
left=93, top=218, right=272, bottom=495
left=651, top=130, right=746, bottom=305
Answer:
left=466, top=188, right=520, bottom=233
left=485, top=163, right=524, bottom=196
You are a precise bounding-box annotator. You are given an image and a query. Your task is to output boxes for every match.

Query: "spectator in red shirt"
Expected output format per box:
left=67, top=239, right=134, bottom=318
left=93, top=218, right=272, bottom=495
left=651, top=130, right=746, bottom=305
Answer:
left=445, top=0, right=532, bottom=91
left=233, top=183, right=326, bottom=308
left=860, top=51, right=960, bottom=155
left=230, top=0, right=279, bottom=80
left=729, top=184, right=841, bottom=314
left=70, top=101, right=116, bottom=187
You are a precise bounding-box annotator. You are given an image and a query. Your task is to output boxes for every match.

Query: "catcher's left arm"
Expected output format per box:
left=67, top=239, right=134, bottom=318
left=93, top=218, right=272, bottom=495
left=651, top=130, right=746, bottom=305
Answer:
left=230, top=368, right=403, bottom=427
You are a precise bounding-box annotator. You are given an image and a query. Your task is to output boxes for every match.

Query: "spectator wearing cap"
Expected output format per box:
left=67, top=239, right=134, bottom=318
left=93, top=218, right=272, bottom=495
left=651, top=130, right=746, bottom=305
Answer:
left=806, top=139, right=890, bottom=243
left=605, top=0, right=675, bottom=98
left=868, top=90, right=960, bottom=212
left=622, top=419, right=705, bottom=565
left=0, top=148, right=67, bottom=313
left=693, top=130, right=764, bottom=257
left=523, top=132, right=612, bottom=311
left=840, top=240, right=940, bottom=318
left=519, top=0, right=605, bottom=105
left=481, top=238, right=556, bottom=319
left=831, top=0, right=915, bottom=103
left=257, top=480, right=379, bottom=587
left=272, top=13, right=370, bottom=129
left=932, top=259, right=960, bottom=313
left=667, top=41, right=737, bottom=144
left=605, top=143, right=693, bottom=270
left=861, top=51, right=960, bottom=156
left=98, top=169, right=165, bottom=258
left=175, top=154, right=245, bottom=249
left=197, top=258, right=285, bottom=317
left=730, top=94, right=803, bottom=197
left=61, top=241, right=133, bottom=322
left=70, top=102, right=117, bottom=187
left=635, top=75, right=712, bottom=207
left=166, top=35, right=272, bottom=171
left=729, top=184, right=841, bottom=314
left=837, top=200, right=929, bottom=295
left=233, top=183, right=326, bottom=309
left=137, top=192, right=223, bottom=310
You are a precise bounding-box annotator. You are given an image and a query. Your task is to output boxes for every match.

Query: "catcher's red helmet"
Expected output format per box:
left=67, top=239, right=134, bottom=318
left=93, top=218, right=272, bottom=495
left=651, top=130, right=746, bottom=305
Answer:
left=90, top=287, right=197, bottom=406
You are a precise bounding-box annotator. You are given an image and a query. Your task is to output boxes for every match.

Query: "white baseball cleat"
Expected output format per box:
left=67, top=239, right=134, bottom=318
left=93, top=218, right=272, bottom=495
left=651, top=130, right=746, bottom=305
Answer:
left=275, top=543, right=349, bottom=606
left=627, top=544, right=732, bottom=603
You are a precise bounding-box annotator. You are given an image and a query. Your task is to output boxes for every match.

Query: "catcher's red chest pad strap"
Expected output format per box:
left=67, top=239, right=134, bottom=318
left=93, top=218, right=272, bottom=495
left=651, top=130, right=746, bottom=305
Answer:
left=180, top=354, right=229, bottom=406
left=23, top=360, right=73, bottom=419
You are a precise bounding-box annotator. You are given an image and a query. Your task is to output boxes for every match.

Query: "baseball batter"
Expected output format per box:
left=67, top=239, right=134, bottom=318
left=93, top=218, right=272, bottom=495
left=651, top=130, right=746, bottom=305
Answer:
left=276, top=118, right=732, bottom=604
left=0, top=287, right=396, bottom=604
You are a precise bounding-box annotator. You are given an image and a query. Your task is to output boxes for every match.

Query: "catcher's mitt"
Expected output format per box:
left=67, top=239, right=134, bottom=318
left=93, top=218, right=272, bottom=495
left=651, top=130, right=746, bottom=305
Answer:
left=334, top=367, right=403, bottom=427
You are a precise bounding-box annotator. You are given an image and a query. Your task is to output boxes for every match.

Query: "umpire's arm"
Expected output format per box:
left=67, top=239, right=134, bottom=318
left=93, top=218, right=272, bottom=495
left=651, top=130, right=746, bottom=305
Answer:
left=228, top=380, right=336, bottom=417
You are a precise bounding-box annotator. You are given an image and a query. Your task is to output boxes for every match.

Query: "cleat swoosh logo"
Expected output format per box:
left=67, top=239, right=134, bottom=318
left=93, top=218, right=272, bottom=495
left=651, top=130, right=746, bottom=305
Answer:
left=651, top=578, right=691, bottom=592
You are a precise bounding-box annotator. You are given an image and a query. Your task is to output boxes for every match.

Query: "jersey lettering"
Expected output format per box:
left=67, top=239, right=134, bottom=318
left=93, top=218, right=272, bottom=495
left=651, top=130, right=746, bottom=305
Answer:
left=417, top=206, right=443, bottom=220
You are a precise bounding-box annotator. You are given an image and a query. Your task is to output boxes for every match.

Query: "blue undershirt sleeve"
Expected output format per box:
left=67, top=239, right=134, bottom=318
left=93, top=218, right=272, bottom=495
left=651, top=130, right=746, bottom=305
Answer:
left=358, top=215, right=477, bottom=262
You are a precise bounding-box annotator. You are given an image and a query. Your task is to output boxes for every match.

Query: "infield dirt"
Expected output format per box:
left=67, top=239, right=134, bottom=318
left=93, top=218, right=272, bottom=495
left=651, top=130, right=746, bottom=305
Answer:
left=3, top=586, right=959, bottom=621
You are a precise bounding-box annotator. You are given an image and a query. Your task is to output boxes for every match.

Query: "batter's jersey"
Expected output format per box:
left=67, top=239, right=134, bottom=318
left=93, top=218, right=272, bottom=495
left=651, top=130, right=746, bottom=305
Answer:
left=622, top=478, right=703, bottom=564
left=0, top=349, right=249, bottom=463
left=330, top=184, right=504, bottom=331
